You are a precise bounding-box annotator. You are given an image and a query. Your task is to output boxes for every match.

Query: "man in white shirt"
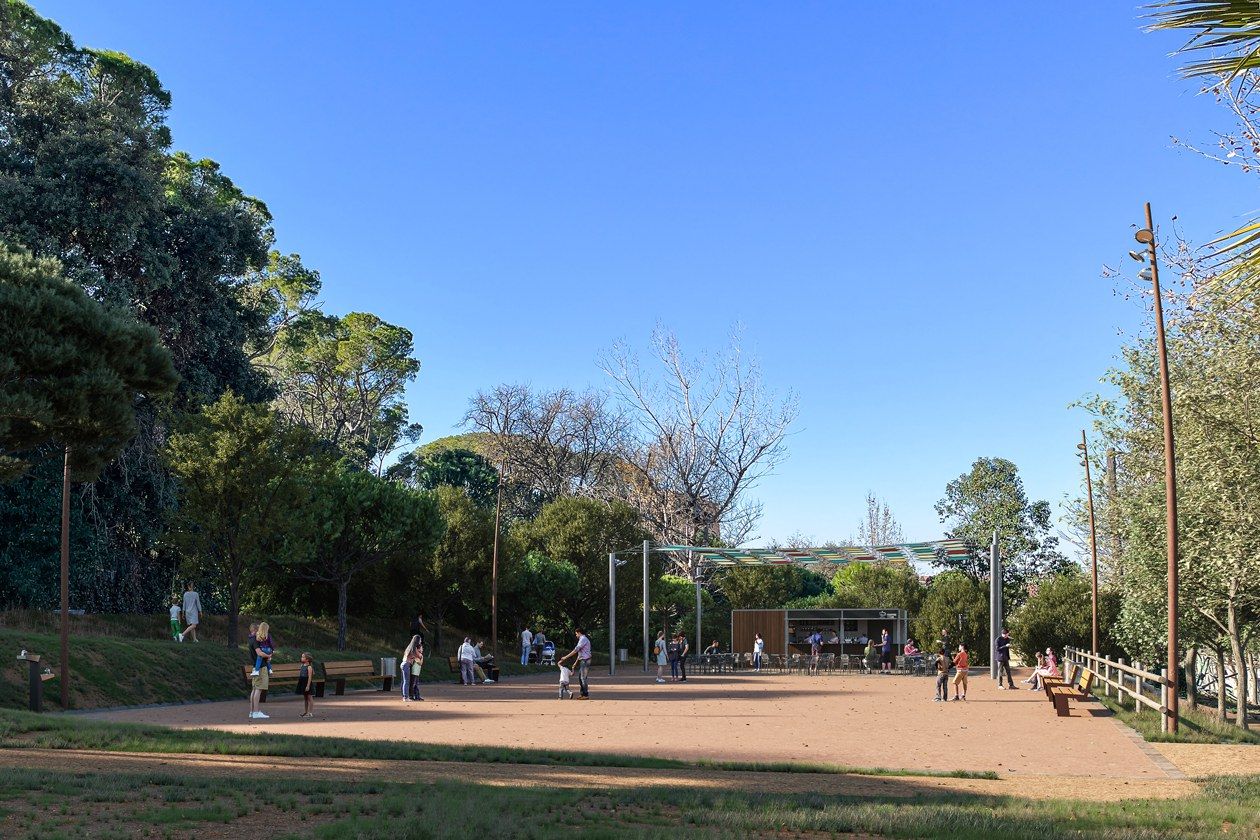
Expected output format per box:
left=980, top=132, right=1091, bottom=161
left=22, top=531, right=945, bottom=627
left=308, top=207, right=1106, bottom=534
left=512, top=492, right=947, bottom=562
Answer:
left=558, top=627, right=592, bottom=699
left=521, top=626, right=533, bottom=665
left=457, top=637, right=477, bottom=686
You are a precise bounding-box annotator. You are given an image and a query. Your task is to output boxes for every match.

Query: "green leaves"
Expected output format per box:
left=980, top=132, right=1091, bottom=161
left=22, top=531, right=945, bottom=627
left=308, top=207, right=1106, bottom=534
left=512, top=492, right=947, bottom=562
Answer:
left=0, top=245, right=177, bottom=481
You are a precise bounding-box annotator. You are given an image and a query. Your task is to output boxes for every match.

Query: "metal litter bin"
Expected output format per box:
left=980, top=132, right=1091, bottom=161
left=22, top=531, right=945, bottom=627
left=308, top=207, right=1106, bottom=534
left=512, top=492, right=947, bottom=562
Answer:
left=618, top=648, right=628, bottom=662
left=381, top=656, right=397, bottom=677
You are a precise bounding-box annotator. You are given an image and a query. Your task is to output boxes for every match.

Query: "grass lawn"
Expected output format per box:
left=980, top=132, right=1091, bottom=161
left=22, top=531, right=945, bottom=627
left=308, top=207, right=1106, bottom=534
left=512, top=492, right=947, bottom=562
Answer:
left=0, top=765, right=1257, bottom=839
left=1092, top=689, right=1260, bottom=745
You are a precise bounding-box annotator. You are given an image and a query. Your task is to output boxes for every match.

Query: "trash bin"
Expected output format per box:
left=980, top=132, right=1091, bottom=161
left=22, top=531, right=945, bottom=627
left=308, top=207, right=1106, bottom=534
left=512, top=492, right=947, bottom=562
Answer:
left=381, top=656, right=397, bottom=677
left=618, top=648, right=628, bottom=663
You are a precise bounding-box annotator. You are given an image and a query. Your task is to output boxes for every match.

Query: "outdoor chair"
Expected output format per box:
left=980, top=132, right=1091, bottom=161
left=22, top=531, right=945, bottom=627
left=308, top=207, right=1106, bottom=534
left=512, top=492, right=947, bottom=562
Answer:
left=895, top=655, right=906, bottom=674
left=820, top=653, right=836, bottom=673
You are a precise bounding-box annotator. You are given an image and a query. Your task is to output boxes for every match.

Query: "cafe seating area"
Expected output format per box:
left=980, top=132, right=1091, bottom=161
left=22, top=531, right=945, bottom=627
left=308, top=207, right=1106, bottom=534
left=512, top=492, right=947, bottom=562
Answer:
left=690, top=651, right=931, bottom=675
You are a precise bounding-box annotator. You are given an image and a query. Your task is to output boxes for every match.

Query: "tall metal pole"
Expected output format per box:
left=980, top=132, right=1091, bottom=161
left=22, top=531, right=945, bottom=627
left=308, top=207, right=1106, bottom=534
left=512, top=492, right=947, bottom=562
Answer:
left=695, top=579, right=702, bottom=651
left=642, top=540, right=650, bottom=672
left=609, top=552, right=616, bottom=677
left=59, top=446, right=70, bottom=709
left=1143, top=201, right=1179, bottom=734
left=989, top=529, right=999, bottom=680
left=1080, top=430, right=1100, bottom=656
left=490, top=463, right=506, bottom=662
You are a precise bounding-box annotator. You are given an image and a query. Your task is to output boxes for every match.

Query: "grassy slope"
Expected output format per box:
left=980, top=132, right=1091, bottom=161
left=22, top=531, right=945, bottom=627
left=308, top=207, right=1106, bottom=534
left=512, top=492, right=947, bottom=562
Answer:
left=1092, top=689, right=1260, bottom=745
left=0, top=612, right=553, bottom=711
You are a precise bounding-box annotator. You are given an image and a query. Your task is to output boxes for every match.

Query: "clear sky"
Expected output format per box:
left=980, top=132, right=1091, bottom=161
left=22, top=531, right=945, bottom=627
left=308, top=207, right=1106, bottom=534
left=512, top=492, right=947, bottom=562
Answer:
left=36, top=2, right=1251, bottom=553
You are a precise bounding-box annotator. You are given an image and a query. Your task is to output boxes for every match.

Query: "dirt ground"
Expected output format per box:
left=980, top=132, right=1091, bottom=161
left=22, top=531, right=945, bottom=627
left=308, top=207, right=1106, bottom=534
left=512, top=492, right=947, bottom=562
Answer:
left=84, top=670, right=1186, bottom=780
left=0, top=747, right=1201, bottom=802
left=1151, top=743, right=1260, bottom=777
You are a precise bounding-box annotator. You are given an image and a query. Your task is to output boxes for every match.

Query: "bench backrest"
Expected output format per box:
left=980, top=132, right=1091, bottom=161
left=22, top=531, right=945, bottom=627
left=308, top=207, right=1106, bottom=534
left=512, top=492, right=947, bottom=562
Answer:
left=240, top=662, right=313, bottom=680
left=1078, top=668, right=1095, bottom=694
left=1063, top=662, right=1080, bottom=685
left=323, top=659, right=375, bottom=677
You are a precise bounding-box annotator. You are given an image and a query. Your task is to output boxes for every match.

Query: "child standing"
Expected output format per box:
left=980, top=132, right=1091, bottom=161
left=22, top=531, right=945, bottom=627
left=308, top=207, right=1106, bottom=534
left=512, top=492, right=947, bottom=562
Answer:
left=952, top=644, right=969, bottom=701
left=297, top=652, right=315, bottom=718
left=934, top=652, right=949, bottom=701
left=169, top=597, right=182, bottom=642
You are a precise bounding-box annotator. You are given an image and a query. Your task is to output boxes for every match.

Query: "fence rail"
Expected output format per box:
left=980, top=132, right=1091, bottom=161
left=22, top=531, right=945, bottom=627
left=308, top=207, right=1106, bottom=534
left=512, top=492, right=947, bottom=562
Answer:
left=1063, top=646, right=1176, bottom=733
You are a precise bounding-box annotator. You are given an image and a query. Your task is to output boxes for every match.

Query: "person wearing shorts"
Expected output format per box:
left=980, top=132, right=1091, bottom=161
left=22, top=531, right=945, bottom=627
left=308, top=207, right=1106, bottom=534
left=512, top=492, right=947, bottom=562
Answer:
left=247, top=622, right=271, bottom=719
left=951, top=644, right=969, bottom=701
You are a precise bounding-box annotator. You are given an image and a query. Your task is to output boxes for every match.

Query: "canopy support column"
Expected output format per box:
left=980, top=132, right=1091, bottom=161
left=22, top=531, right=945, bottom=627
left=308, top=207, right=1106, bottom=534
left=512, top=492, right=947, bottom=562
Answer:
left=642, top=540, right=650, bottom=672
left=609, top=552, right=616, bottom=677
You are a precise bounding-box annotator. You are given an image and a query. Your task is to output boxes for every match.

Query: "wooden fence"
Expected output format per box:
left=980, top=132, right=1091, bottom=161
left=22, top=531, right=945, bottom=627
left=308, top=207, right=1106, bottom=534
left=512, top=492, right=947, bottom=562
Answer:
left=1063, top=646, right=1177, bottom=733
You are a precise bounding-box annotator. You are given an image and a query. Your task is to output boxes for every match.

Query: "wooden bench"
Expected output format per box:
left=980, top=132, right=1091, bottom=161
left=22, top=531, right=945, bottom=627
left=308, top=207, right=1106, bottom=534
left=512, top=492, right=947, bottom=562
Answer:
left=239, top=662, right=324, bottom=703
left=448, top=656, right=499, bottom=684
left=323, top=659, right=393, bottom=695
left=1045, top=666, right=1095, bottom=716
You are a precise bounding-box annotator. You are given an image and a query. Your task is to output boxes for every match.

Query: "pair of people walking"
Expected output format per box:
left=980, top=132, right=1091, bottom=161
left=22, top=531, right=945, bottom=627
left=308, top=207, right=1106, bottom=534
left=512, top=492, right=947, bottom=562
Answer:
left=933, top=643, right=970, bottom=701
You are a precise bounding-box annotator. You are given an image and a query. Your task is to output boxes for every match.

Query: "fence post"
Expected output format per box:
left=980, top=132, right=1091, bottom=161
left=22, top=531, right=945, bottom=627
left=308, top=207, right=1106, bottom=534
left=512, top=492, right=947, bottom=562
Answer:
left=1103, top=655, right=1111, bottom=698
left=1118, top=658, right=1127, bottom=710
left=1160, top=667, right=1169, bottom=734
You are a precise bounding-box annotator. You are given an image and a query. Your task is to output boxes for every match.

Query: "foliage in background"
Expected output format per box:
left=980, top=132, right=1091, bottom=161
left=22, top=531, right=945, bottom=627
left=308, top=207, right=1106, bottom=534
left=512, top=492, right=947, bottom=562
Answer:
left=716, top=566, right=827, bottom=610
left=911, top=571, right=988, bottom=657
left=389, top=445, right=499, bottom=509
left=1006, top=571, right=1122, bottom=664
left=934, top=457, right=1069, bottom=607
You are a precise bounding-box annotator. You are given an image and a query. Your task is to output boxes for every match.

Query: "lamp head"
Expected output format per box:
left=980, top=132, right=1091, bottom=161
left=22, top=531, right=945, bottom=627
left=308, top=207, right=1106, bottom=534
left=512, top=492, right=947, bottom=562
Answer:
left=1128, top=250, right=1147, bottom=262
left=1138, top=266, right=1153, bottom=282
left=1135, top=229, right=1154, bottom=244
left=1077, top=442, right=1087, bottom=452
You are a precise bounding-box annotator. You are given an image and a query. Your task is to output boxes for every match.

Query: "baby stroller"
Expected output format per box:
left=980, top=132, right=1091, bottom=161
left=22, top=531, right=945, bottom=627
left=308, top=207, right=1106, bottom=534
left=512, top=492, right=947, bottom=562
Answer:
left=540, top=642, right=557, bottom=666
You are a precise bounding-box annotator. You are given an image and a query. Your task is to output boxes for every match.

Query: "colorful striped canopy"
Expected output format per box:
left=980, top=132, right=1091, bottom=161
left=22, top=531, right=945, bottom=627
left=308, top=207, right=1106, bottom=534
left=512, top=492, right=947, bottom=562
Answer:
left=655, top=540, right=970, bottom=568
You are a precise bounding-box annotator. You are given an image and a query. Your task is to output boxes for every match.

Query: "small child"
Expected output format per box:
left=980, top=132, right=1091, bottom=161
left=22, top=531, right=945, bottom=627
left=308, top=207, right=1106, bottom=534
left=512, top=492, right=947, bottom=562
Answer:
left=250, top=621, right=274, bottom=677
left=297, top=652, right=315, bottom=718
left=169, top=598, right=182, bottom=642
left=558, top=663, right=572, bottom=699
left=934, top=652, right=949, bottom=702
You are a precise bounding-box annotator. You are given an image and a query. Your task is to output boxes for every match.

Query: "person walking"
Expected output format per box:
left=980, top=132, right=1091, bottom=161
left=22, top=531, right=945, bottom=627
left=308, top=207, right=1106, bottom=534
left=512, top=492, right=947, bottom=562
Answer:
left=558, top=627, right=592, bottom=699
left=178, top=583, right=203, bottom=643
left=520, top=625, right=534, bottom=666
left=808, top=629, right=823, bottom=675
left=753, top=633, right=765, bottom=672
left=654, top=630, right=668, bottom=683
left=457, top=637, right=477, bottom=686
left=951, top=644, right=969, bottom=701
left=676, top=632, right=690, bottom=682
left=994, top=628, right=1014, bottom=689
left=247, top=621, right=270, bottom=720
left=880, top=628, right=893, bottom=673
left=169, top=596, right=182, bottom=642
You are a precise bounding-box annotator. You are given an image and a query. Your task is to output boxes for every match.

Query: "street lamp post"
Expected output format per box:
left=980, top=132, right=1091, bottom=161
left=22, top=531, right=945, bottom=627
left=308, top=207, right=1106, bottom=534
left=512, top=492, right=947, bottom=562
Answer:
left=1131, top=202, right=1179, bottom=734
left=490, top=461, right=507, bottom=662
left=1077, top=431, right=1100, bottom=656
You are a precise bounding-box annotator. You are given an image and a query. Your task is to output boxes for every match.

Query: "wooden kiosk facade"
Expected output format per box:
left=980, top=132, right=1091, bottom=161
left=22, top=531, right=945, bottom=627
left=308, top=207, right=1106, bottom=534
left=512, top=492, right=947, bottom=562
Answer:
left=731, top=608, right=910, bottom=657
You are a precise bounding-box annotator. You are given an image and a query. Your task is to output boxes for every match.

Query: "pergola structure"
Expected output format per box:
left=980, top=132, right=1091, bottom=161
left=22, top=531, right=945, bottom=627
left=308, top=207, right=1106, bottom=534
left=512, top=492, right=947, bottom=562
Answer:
left=607, top=539, right=975, bottom=675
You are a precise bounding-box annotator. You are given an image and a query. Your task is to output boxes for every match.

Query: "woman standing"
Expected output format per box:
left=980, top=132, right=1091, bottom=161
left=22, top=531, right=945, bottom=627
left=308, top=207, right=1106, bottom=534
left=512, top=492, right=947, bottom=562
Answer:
left=880, top=628, right=892, bottom=673
left=401, top=634, right=424, bottom=702
left=654, top=631, right=668, bottom=683
left=753, top=633, right=765, bottom=672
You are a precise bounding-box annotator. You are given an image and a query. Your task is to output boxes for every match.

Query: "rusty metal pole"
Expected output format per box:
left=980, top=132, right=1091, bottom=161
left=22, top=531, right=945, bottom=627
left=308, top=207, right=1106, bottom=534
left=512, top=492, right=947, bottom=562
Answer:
left=59, top=446, right=70, bottom=709
left=1079, top=431, right=1100, bottom=656
left=1142, top=202, right=1178, bottom=734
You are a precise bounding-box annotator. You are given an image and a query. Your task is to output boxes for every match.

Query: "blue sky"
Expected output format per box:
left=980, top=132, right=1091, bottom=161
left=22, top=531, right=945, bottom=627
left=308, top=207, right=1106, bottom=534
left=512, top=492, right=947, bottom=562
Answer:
left=38, top=2, right=1252, bottom=552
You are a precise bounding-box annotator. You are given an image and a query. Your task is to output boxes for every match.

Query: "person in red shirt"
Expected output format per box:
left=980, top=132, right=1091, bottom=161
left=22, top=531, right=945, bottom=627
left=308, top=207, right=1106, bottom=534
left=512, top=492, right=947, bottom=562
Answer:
left=951, top=644, right=970, bottom=701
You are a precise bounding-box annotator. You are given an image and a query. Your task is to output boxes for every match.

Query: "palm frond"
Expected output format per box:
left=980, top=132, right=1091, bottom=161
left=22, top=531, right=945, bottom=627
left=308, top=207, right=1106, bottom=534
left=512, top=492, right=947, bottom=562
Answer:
left=1147, top=1, right=1260, bottom=79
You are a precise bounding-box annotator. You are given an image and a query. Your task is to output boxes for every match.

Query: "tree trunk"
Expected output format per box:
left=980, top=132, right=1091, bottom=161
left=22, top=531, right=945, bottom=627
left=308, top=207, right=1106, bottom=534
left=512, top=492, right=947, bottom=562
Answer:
left=1214, top=644, right=1228, bottom=722
left=227, top=580, right=240, bottom=647
left=1185, top=645, right=1198, bottom=711
left=1227, top=602, right=1249, bottom=730
left=337, top=581, right=348, bottom=651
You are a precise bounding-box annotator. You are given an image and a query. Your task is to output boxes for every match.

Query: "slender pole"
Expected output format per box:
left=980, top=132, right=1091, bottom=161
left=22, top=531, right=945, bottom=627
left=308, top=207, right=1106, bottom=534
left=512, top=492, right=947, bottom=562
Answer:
left=695, top=579, right=702, bottom=652
left=1145, top=201, right=1178, bottom=734
left=642, top=540, right=650, bottom=672
left=59, top=446, right=70, bottom=709
left=1081, top=430, right=1100, bottom=656
left=609, top=552, right=616, bottom=677
left=989, top=529, right=998, bottom=680
left=490, top=462, right=505, bottom=662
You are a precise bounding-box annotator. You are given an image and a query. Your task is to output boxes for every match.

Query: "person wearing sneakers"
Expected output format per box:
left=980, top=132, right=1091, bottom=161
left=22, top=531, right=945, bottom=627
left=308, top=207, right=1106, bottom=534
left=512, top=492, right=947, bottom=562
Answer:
left=247, top=621, right=270, bottom=720
left=558, top=627, right=592, bottom=699
left=995, top=628, right=1014, bottom=689
left=951, top=643, right=970, bottom=701
left=654, top=630, right=668, bottom=683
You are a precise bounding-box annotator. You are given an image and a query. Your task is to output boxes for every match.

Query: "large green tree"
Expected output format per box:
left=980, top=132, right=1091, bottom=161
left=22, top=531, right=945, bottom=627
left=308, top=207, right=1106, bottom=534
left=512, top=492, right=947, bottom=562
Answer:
left=828, top=562, right=924, bottom=613
left=1007, top=571, right=1122, bottom=665
left=289, top=465, right=443, bottom=650
left=0, top=246, right=177, bottom=481
left=389, top=446, right=499, bottom=509
left=934, top=457, right=1069, bottom=605
left=164, top=393, right=320, bottom=645
left=911, top=571, right=988, bottom=659
left=715, top=565, right=827, bottom=610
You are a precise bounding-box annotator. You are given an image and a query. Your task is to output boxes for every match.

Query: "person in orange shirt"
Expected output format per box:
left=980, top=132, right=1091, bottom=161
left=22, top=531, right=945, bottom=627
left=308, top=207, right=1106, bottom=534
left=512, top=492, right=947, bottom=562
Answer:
left=951, top=644, right=970, bottom=701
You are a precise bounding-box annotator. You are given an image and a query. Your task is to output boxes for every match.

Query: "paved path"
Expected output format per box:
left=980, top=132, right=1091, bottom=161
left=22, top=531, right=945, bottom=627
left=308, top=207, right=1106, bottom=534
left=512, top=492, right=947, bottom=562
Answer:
left=83, top=671, right=1177, bottom=780
left=0, top=748, right=1201, bottom=802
